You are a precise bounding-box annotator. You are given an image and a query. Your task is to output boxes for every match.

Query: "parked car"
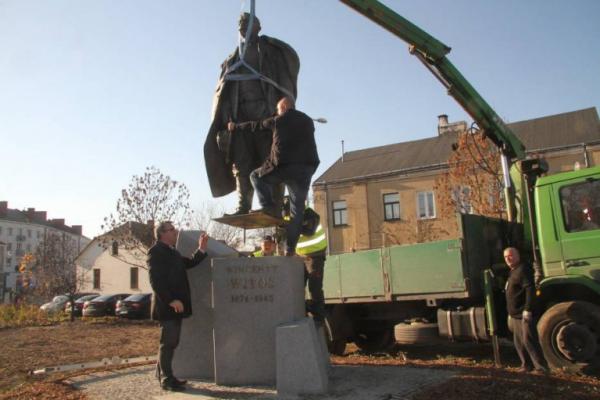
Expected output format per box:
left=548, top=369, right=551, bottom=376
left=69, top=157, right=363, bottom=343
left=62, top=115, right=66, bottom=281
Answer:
left=116, top=293, right=152, bottom=319
left=82, top=293, right=130, bottom=317
left=65, top=294, right=100, bottom=317
left=39, top=295, right=69, bottom=313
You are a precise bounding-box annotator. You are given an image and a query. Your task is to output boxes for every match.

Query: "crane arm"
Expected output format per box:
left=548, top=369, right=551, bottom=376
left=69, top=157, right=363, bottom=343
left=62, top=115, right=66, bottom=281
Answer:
left=340, top=0, right=525, bottom=159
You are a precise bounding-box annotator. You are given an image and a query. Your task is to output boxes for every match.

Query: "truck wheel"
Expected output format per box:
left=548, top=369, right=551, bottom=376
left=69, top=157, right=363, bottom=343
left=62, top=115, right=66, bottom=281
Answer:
left=324, top=318, right=347, bottom=356
left=538, top=301, right=600, bottom=373
left=354, top=327, right=394, bottom=353
left=394, top=322, right=439, bottom=344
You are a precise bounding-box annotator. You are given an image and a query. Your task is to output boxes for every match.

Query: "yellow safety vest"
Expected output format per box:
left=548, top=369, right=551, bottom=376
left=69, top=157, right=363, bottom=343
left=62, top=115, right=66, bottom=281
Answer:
left=253, top=250, right=265, bottom=257
left=296, top=223, right=327, bottom=256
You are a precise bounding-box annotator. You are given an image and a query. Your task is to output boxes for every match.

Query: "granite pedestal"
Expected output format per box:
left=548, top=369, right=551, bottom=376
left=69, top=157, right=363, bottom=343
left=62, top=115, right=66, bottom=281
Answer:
left=212, top=256, right=305, bottom=386
left=276, top=317, right=329, bottom=396
left=172, top=231, right=238, bottom=379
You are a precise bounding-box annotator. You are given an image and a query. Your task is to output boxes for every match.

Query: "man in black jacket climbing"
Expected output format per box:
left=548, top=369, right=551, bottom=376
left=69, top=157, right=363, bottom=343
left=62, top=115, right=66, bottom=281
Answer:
left=246, top=96, right=319, bottom=256
left=148, top=221, right=209, bottom=391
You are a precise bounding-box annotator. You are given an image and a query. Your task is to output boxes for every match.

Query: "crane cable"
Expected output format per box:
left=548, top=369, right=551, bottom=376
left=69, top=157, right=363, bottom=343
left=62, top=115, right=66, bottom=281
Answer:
left=223, top=0, right=295, bottom=101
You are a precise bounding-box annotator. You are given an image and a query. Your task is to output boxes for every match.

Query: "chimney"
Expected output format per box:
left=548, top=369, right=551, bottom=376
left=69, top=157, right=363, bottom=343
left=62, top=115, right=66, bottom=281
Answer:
left=34, top=211, right=47, bottom=222
left=437, top=114, right=449, bottom=136
left=0, top=201, right=7, bottom=217
left=437, top=114, right=467, bottom=136
left=71, top=225, right=83, bottom=235
left=27, top=208, right=35, bottom=221
left=50, top=218, right=65, bottom=227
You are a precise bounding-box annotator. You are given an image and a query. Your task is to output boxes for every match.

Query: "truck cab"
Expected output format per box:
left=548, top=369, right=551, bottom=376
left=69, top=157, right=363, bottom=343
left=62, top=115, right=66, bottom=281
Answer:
left=533, top=165, right=600, bottom=372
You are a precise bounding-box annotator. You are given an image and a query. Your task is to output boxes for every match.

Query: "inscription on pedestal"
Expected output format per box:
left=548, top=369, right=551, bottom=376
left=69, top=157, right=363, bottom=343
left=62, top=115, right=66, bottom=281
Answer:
left=213, top=257, right=305, bottom=386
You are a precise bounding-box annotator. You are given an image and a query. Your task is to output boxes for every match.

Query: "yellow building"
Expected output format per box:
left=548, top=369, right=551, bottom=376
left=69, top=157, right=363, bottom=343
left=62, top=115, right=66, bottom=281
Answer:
left=313, top=108, right=600, bottom=254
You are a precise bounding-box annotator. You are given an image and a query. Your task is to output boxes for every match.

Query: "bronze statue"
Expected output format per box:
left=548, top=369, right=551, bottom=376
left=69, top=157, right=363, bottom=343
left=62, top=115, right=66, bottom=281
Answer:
left=204, top=13, right=300, bottom=215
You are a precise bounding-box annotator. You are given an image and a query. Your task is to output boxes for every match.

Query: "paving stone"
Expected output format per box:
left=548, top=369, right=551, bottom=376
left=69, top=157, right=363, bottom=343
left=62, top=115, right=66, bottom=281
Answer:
left=276, top=317, right=328, bottom=396
left=173, top=231, right=238, bottom=379
left=212, top=256, right=305, bottom=386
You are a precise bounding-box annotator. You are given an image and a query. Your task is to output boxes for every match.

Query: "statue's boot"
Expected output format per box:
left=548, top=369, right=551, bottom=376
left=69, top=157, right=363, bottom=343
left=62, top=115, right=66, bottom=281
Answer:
left=225, top=175, right=253, bottom=216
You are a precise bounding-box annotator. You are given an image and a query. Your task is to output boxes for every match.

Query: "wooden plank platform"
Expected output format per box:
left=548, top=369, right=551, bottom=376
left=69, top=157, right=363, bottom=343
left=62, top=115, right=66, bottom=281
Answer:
left=212, top=211, right=286, bottom=230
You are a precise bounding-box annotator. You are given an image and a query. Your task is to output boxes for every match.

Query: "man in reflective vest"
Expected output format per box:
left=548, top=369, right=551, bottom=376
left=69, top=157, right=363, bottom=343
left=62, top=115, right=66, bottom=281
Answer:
left=295, top=208, right=327, bottom=324
left=252, top=235, right=276, bottom=257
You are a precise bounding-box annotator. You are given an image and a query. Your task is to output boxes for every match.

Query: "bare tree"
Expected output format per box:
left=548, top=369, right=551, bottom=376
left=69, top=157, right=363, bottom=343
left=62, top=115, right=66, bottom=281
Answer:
left=190, top=201, right=244, bottom=248
left=435, top=128, right=505, bottom=233
left=24, top=232, right=88, bottom=320
left=101, top=166, right=192, bottom=268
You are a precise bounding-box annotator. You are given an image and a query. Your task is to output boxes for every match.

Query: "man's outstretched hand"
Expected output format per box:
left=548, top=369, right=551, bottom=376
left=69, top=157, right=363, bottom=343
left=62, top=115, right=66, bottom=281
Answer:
left=199, top=232, right=209, bottom=252
left=169, top=299, right=184, bottom=313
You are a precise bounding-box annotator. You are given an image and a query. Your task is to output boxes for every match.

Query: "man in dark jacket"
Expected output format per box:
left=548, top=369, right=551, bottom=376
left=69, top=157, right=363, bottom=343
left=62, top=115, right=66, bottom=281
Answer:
left=504, top=247, right=548, bottom=373
left=148, top=221, right=208, bottom=391
left=247, top=96, right=319, bottom=256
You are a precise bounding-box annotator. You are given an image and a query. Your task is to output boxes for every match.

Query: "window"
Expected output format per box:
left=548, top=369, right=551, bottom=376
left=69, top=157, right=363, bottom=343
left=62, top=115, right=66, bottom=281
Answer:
left=93, top=269, right=101, bottom=289
left=8, top=227, right=12, bottom=236
left=26, top=244, right=31, bottom=251
left=383, top=193, right=400, bottom=221
left=7, top=243, right=11, bottom=251
left=111, top=241, right=119, bottom=256
left=560, top=180, right=600, bottom=233
left=37, top=231, right=41, bottom=239
left=0, top=226, right=3, bottom=235
left=130, top=267, right=139, bottom=289
left=417, top=191, right=436, bottom=219
left=27, top=229, right=31, bottom=238
left=332, top=200, right=348, bottom=226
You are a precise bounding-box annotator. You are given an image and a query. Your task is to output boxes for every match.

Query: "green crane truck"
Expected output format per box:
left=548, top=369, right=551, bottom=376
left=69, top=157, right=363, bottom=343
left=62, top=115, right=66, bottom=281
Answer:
left=321, top=0, right=600, bottom=373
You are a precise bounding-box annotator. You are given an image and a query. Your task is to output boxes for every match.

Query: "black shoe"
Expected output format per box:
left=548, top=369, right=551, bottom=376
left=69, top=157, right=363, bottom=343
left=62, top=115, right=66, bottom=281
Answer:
left=532, top=366, right=550, bottom=375
left=253, top=207, right=280, bottom=219
left=224, top=208, right=249, bottom=217
left=173, top=377, right=187, bottom=386
left=161, top=378, right=186, bottom=392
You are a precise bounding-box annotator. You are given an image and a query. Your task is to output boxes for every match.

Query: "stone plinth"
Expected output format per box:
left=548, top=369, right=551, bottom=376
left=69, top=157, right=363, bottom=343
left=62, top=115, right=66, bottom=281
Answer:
left=276, top=317, right=329, bottom=396
left=212, top=256, right=305, bottom=386
left=172, top=231, right=238, bottom=379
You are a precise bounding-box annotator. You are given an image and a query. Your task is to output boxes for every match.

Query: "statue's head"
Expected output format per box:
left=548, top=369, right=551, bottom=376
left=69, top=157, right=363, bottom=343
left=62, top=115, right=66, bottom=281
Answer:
left=239, top=12, right=261, bottom=38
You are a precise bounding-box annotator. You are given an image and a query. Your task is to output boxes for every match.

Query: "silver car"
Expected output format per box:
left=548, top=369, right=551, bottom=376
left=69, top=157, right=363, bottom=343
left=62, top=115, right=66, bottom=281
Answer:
left=39, top=295, right=69, bottom=313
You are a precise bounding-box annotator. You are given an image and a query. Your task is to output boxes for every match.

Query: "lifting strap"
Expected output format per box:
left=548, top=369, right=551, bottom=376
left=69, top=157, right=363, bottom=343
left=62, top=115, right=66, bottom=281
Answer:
left=224, top=0, right=295, bottom=101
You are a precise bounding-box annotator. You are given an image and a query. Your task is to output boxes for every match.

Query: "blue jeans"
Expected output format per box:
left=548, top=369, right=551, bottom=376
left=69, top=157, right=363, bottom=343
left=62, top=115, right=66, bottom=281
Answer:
left=250, top=164, right=315, bottom=253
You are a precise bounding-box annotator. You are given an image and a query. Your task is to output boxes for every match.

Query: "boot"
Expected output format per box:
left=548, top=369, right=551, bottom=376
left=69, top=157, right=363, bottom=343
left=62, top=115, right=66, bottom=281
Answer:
left=225, top=175, right=254, bottom=216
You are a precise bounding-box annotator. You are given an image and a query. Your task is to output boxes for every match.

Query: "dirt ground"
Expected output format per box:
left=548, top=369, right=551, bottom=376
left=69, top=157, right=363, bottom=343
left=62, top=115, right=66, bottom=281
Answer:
left=1, top=319, right=599, bottom=399
left=0, top=318, right=159, bottom=399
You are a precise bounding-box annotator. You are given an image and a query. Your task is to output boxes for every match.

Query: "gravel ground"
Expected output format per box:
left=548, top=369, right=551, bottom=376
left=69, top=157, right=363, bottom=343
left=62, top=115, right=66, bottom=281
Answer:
left=69, top=364, right=455, bottom=400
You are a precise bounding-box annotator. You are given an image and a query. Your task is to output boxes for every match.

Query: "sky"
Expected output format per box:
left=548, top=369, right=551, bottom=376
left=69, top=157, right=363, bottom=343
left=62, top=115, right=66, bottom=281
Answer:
left=1, top=0, right=599, bottom=239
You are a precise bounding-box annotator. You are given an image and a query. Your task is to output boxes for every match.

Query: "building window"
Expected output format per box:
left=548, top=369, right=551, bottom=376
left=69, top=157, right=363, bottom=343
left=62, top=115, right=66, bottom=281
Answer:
left=383, top=193, right=400, bottom=221
left=111, top=241, right=119, bottom=256
left=332, top=200, right=348, bottom=226
left=7, top=243, right=12, bottom=251
left=8, top=227, right=12, bottom=236
left=0, top=226, right=2, bottom=235
left=130, top=267, right=139, bottom=289
left=37, top=231, right=42, bottom=239
left=26, top=244, right=31, bottom=251
left=93, top=269, right=101, bottom=290
left=27, top=229, right=31, bottom=238
left=417, top=191, right=436, bottom=219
